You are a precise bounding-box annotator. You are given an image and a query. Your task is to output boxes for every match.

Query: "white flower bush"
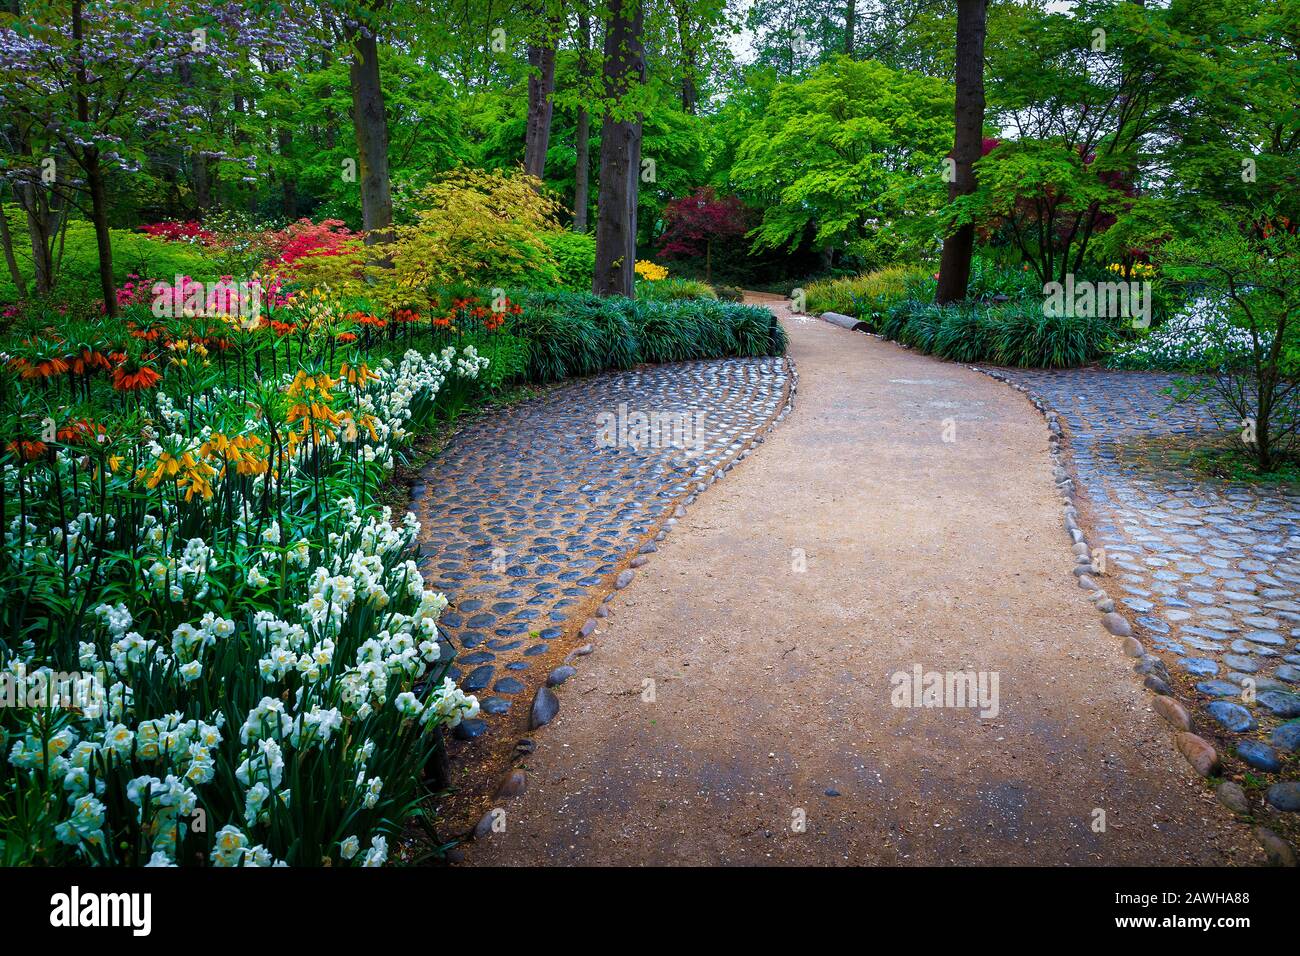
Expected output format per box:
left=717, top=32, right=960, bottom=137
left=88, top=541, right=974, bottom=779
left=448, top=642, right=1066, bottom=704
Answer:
left=1109, top=296, right=1255, bottom=370
left=0, top=341, right=487, bottom=866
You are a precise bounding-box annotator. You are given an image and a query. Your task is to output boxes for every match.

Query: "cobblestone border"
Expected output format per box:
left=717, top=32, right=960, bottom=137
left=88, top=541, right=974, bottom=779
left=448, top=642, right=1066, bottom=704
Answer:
left=467, top=355, right=800, bottom=843
left=977, top=367, right=1296, bottom=867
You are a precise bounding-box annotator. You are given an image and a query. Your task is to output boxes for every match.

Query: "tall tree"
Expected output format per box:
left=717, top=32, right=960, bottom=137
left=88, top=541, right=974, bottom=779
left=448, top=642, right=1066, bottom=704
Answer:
left=572, top=1, right=593, bottom=230
left=524, top=1, right=560, bottom=180
left=934, top=0, right=986, bottom=305
left=593, top=0, right=645, bottom=297
left=341, top=2, right=395, bottom=255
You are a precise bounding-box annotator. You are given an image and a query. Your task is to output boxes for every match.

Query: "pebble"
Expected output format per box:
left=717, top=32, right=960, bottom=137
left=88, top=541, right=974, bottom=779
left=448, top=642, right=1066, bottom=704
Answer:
left=1204, top=700, right=1257, bottom=732
left=1216, top=780, right=1250, bottom=814
left=1101, top=613, right=1132, bottom=637
left=453, top=718, right=488, bottom=741
left=1259, top=691, right=1300, bottom=718
left=1152, top=695, right=1191, bottom=730
left=529, top=686, right=560, bottom=728
left=1236, top=740, right=1282, bottom=772
left=1175, top=732, right=1220, bottom=777
left=546, top=665, right=577, bottom=687
left=1254, top=827, right=1297, bottom=867
left=1265, top=781, right=1300, bottom=812
left=1271, top=721, right=1300, bottom=752
left=496, top=769, right=527, bottom=798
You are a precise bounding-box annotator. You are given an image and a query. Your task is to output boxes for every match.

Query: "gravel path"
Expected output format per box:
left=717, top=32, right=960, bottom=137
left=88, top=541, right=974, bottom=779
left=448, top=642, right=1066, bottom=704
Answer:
left=454, top=296, right=1263, bottom=866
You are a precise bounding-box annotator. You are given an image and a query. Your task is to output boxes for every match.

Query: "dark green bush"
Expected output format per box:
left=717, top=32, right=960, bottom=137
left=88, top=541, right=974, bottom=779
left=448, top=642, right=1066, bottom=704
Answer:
left=507, top=290, right=786, bottom=380
left=882, top=297, right=1113, bottom=368
left=516, top=290, right=638, bottom=371
left=507, top=304, right=605, bottom=382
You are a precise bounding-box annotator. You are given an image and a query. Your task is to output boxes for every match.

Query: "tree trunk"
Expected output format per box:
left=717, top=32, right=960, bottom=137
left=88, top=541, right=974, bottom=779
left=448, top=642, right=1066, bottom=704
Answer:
left=934, top=0, right=987, bottom=305
left=574, top=108, right=591, bottom=231
left=524, top=11, right=558, bottom=181
left=573, top=6, right=592, bottom=231
left=86, top=149, right=116, bottom=316
left=593, top=0, right=645, bottom=298
left=844, top=0, right=856, bottom=57
left=277, top=129, right=296, bottom=217
left=71, top=0, right=116, bottom=315
left=192, top=152, right=212, bottom=213
left=346, top=17, right=394, bottom=258
left=673, top=1, right=697, bottom=113
left=15, top=133, right=56, bottom=295
left=0, top=202, right=27, bottom=299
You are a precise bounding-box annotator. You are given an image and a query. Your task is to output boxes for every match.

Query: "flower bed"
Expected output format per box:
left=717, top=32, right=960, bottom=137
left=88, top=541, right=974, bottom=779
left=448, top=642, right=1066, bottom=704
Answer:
left=0, top=290, right=489, bottom=866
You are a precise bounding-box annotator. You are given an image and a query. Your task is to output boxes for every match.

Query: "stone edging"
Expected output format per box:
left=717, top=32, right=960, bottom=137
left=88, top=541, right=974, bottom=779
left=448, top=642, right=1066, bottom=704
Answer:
left=975, top=367, right=1296, bottom=867
left=469, top=354, right=800, bottom=844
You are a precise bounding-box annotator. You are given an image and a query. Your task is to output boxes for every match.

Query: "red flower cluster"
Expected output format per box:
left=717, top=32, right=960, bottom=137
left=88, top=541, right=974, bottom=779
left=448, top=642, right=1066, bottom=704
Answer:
left=140, top=221, right=218, bottom=245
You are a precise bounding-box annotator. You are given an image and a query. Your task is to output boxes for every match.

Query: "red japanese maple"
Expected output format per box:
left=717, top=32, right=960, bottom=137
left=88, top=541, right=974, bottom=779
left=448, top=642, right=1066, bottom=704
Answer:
left=656, top=188, right=747, bottom=282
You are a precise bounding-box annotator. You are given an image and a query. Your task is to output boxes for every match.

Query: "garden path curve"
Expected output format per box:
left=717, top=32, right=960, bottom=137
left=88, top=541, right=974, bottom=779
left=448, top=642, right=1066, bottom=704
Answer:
left=438, top=295, right=1261, bottom=865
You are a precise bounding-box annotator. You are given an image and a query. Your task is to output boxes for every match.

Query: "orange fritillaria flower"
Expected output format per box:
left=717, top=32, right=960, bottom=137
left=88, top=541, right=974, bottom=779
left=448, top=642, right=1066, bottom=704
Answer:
left=57, top=420, right=107, bottom=445
left=111, top=364, right=163, bottom=392
left=6, top=439, right=48, bottom=461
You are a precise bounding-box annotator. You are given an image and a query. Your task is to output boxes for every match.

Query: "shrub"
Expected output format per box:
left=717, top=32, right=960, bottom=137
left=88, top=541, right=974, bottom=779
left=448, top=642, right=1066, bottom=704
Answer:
left=540, top=231, right=596, bottom=292
left=1155, top=222, right=1300, bottom=471
left=635, top=277, right=719, bottom=301
left=1108, top=296, right=1249, bottom=371
left=805, top=264, right=933, bottom=323
left=507, top=303, right=606, bottom=382
left=376, top=167, right=564, bottom=310
left=630, top=299, right=783, bottom=363
left=882, top=297, right=1112, bottom=368
left=516, top=290, right=639, bottom=373
left=507, top=290, right=785, bottom=379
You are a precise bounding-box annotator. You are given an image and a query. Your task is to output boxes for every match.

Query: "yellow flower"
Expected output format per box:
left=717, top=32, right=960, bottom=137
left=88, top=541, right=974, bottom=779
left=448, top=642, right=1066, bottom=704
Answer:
left=634, top=260, right=668, bottom=282
left=339, top=362, right=376, bottom=387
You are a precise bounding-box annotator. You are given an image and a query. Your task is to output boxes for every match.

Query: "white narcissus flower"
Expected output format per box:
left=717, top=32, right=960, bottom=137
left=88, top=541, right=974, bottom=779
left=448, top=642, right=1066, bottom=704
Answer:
left=340, top=836, right=360, bottom=861
left=362, top=834, right=388, bottom=867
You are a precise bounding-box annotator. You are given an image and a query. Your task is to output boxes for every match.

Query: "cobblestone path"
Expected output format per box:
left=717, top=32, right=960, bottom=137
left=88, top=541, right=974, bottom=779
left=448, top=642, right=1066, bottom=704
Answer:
left=988, top=368, right=1300, bottom=783
left=410, top=358, right=791, bottom=762
left=460, top=299, right=1260, bottom=865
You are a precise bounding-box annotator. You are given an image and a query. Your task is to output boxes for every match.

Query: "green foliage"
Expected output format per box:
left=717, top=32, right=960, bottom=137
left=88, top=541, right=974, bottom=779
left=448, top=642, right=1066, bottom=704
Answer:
left=881, top=297, right=1114, bottom=368
left=1155, top=217, right=1300, bottom=471
left=730, top=56, right=952, bottom=267
left=539, top=231, right=596, bottom=292
left=516, top=290, right=639, bottom=375
left=635, top=278, right=719, bottom=301
left=0, top=210, right=217, bottom=305
left=805, top=264, right=933, bottom=323
left=503, top=290, right=785, bottom=382
left=378, top=167, right=565, bottom=310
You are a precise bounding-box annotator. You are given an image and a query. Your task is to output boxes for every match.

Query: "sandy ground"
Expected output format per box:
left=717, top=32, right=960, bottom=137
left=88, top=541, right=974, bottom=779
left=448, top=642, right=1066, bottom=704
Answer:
left=463, top=295, right=1261, bottom=866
